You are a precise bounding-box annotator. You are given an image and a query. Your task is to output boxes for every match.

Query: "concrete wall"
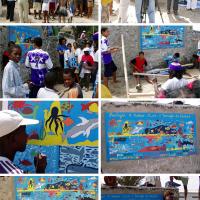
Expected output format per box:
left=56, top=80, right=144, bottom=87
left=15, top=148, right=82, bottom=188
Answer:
left=102, top=186, right=179, bottom=200
left=0, top=177, right=15, bottom=200
left=105, top=26, right=200, bottom=76
left=101, top=102, right=200, bottom=173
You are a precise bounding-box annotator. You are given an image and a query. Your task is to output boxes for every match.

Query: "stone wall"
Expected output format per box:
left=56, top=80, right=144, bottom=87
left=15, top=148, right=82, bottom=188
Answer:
left=102, top=185, right=179, bottom=200
left=106, top=26, right=200, bottom=76
left=0, top=177, right=15, bottom=200
left=101, top=102, right=200, bottom=173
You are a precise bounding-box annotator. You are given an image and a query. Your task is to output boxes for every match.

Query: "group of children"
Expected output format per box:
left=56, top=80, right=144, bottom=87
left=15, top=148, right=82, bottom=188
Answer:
left=0, top=0, right=95, bottom=23
left=101, top=0, right=199, bottom=23
left=1, top=33, right=99, bottom=99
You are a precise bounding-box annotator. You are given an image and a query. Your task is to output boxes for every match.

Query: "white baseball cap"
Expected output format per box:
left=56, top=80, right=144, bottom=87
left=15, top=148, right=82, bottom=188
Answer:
left=0, top=110, right=39, bottom=138
left=83, top=47, right=90, bottom=52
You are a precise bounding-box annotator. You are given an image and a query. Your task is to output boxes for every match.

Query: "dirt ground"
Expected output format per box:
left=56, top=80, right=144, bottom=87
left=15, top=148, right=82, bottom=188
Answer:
left=0, top=1, right=98, bottom=23
left=0, top=177, right=15, bottom=200
left=101, top=102, right=200, bottom=173
left=109, top=0, right=200, bottom=23
left=104, top=68, right=200, bottom=99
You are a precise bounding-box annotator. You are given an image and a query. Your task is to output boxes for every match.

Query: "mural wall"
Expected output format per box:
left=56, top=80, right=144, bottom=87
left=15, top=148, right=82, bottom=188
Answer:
left=8, top=101, right=98, bottom=173
left=140, top=26, right=185, bottom=50
left=15, top=176, right=98, bottom=200
left=105, top=112, right=197, bottom=161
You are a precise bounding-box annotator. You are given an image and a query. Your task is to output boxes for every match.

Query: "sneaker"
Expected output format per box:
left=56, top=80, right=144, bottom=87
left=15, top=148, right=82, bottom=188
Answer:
left=136, top=84, right=142, bottom=90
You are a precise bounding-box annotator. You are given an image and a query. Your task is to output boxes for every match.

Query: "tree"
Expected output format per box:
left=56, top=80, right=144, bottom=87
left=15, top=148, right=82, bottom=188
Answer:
left=117, top=176, right=144, bottom=186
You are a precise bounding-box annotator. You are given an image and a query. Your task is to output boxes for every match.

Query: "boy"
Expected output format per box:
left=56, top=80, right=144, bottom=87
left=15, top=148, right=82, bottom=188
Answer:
left=101, top=27, right=119, bottom=88
left=167, top=0, right=179, bottom=15
left=130, top=51, right=153, bottom=90
left=0, top=110, right=47, bottom=174
left=37, top=72, right=59, bottom=98
left=80, top=47, right=94, bottom=92
left=2, top=45, right=29, bottom=98
left=59, top=69, right=83, bottom=98
left=25, top=37, right=53, bottom=98
left=6, top=0, right=16, bottom=21
left=135, top=0, right=155, bottom=23
left=33, top=0, right=42, bottom=19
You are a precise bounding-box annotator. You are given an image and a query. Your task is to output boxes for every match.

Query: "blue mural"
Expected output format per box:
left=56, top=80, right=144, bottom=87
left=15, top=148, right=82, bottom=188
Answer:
left=105, top=112, right=197, bottom=161
left=140, top=26, right=185, bottom=50
left=59, top=146, right=98, bottom=174
left=102, top=194, right=163, bottom=200
left=9, top=27, right=41, bottom=63
left=15, top=176, right=98, bottom=200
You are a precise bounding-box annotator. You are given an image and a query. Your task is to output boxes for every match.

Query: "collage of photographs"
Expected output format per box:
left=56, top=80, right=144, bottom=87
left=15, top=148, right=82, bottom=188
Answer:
left=0, top=0, right=200, bottom=200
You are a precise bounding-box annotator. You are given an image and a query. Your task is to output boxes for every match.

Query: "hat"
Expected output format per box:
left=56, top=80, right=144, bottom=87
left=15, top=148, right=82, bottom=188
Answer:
left=83, top=47, right=90, bottom=52
left=83, top=30, right=86, bottom=33
left=0, top=110, right=39, bottom=138
left=169, top=62, right=183, bottom=71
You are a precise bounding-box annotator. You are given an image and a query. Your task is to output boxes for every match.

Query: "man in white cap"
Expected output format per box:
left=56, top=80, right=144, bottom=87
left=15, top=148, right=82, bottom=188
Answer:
left=80, top=30, right=86, bottom=40
left=0, top=110, right=47, bottom=174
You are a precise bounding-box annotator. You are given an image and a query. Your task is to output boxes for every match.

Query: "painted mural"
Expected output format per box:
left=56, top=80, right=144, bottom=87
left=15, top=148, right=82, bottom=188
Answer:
left=59, top=146, right=98, bottom=174
left=102, top=194, right=163, bottom=200
left=179, top=0, right=200, bottom=8
left=105, top=112, right=197, bottom=161
left=9, top=27, right=41, bottom=63
left=15, top=176, right=98, bottom=200
left=8, top=101, right=98, bottom=146
left=140, top=26, right=185, bottom=50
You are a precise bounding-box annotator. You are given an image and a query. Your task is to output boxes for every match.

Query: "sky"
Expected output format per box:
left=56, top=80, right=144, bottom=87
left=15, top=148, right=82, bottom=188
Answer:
left=101, top=176, right=199, bottom=193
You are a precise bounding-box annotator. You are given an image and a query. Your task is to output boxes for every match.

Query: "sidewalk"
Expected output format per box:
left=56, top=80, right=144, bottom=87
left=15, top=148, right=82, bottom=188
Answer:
left=110, top=0, right=200, bottom=23
left=0, top=1, right=98, bottom=23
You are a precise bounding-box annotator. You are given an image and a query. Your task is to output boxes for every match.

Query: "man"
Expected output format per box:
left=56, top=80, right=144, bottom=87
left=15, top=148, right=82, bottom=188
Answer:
left=25, top=37, right=53, bottom=98
left=135, top=0, right=155, bottom=23
left=167, top=0, right=179, bottom=15
left=18, top=0, right=29, bottom=23
left=0, top=110, right=47, bottom=174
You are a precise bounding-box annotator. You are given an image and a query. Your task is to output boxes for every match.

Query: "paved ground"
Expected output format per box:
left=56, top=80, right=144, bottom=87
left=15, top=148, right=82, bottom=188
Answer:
left=0, top=1, right=98, bottom=23
left=109, top=0, right=200, bottom=23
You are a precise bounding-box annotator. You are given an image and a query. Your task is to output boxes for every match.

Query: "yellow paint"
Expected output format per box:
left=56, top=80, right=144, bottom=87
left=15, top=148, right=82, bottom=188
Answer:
left=89, top=103, right=98, bottom=113
left=101, top=0, right=113, bottom=6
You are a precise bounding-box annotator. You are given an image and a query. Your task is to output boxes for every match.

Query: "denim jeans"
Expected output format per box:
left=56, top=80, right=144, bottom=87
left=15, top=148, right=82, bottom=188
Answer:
left=135, top=0, right=155, bottom=23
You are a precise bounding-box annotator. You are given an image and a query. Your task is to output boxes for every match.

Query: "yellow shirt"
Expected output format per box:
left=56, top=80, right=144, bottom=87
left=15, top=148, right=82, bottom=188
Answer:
left=102, top=0, right=113, bottom=6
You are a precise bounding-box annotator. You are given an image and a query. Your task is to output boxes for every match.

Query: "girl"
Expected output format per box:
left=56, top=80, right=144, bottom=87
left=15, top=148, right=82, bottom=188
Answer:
left=187, top=0, right=197, bottom=10
left=2, top=45, right=29, bottom=98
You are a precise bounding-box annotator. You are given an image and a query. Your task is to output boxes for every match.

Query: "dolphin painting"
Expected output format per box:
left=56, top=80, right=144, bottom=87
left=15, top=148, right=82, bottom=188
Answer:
left=63, top=117, right=98, bottom=141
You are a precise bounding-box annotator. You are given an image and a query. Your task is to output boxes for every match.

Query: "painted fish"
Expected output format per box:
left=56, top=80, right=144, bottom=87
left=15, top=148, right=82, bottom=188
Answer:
left=65, top=117, right=98, bottom=139
left=81, top=102, right=98, bottom=113
left=139, top=145, right=166, bottom=152
left=19, top=159, right=32, bottom=166
left=109, top=119, right=117, bottom=127
left=63, top=117, right=74, bottom=126
left=145, top=135, right=162, bottom=143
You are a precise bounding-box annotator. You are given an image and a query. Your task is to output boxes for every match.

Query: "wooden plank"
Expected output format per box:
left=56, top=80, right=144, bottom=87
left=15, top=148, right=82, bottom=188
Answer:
left=128, top=92, right=155, bottom=96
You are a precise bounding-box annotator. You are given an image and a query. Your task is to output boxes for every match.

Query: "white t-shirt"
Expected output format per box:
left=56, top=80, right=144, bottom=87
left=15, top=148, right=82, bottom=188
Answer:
left=161, top=77, right=189, bottom=91
left=94, top=50, right=99, bottom=63
left=37, top=87, right=59, bottom=98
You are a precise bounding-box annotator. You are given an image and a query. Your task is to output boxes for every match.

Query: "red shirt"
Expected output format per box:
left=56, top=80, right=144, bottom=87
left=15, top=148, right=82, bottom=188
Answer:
left=131, top=56, right=147, bottom=73
left=81, top=54, right=94, bottom=66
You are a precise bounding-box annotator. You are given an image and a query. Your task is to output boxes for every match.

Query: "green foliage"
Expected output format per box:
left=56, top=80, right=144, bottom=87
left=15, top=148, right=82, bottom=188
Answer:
left=117, top=176, right=144, bottom=186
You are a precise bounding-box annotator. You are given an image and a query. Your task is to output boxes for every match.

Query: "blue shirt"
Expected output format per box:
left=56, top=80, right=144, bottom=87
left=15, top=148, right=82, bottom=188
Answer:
left=57, top=44, right=68, bottom=58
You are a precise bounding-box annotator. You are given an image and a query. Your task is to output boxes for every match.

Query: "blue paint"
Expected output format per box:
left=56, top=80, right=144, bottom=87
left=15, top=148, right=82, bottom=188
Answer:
left=105, top=112, right=197, bottom=161
left=102, top=194, right=163, bottom=200
left=140, top=26, right=185, bottom=50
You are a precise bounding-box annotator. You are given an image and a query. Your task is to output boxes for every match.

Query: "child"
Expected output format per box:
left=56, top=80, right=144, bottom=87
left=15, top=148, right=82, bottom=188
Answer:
left=101, top=27, right=119, bottom=88
left=87, top=0, right=93, bottom=18
left=37, top=72, right=59, bottom=98
left=80, top=47, right=94, bottom=92
left=101, top=0, right=112, bottom=23
left=167, top=0, right=179, bottom=15
left=57, top=37, right=68, bottom=69
left=59, top=69, right=83, bottom=98
left=42, top=0, right=50, bottom=23
left=18, top=0, right=29, bottom=23
left=58, top=0, right=68, bottom=23
left=187, top=0, right=197, bottom=10
left=165, top=52, right=180, bottom=66
left=33, top=0, right=42, bottom=19
left=130, top=51, right=153, bottom=90
left=2, top=45, right=29, bottom=98
left=6, top=0, right=16, bottom=21
left=75, top=0, right=83, bottom=17
left=119, top=0, right=130, bottom=23
left=25, top=37, right=53, bottom=98
left=49, top=0, right=57, bottom=20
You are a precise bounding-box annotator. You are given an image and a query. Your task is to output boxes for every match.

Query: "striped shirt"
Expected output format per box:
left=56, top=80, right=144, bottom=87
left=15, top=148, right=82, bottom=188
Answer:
left=0, top=156, right=23, bottom=174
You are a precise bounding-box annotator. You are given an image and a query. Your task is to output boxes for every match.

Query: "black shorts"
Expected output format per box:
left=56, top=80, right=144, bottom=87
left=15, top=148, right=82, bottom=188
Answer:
left=104, top=61, right=117, bottom=77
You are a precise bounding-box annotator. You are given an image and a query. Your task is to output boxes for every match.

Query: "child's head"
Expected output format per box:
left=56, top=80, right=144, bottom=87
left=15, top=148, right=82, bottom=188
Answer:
left=174, top=52, right=180, bottom=58
left=139, top=51, right=145, bottom=59
left=73, top=42, right=78, bottom=49
left=101, top=27, right=110, bottom=37
left=67, top=43, right=72, bottom=50
left=8, top=41, right=15, bottom=48
left=33, top=37, right=43, bottom=48
left=169, top=62, right=184, bottom=80
left=63, top=69, right=75, bottom=88
left=44, top=72, right=57, bottom=89
left=8, top=45, right=22, bottom=63
left=59, top=37, right=66, bottom=45
left=83, top=47, right=90, bottom=56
